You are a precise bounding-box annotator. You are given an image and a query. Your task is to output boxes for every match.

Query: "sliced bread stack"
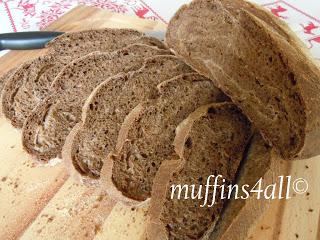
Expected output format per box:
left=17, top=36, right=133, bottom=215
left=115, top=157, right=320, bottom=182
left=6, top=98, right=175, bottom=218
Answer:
left=22, top=44, right=171, bottom=161
left=147, top=103, right=252, bottom=240
left=166, top=0, right=320, bottom=160
left=1, top=55, right=70, bottom=128
left=63, top=56, right=194, bottom=179
left=1, top=28, right=166, bottom=128
left=101, top=73, right=229, bottom=202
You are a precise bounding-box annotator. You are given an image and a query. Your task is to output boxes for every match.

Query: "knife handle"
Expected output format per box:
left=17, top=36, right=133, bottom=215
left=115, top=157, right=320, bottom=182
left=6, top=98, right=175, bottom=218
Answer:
left=0, top=31, right=64, bottom=51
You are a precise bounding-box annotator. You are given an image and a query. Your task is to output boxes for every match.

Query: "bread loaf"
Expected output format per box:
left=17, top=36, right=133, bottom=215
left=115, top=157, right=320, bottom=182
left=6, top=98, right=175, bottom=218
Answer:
left=22, top=44, right=170, bottom=162
left=1, top=28, right=166, bottom=128
left=64, top=56, right=193, bottom=179
left=147, top=103, right=252, bottom=240
left=166, top=0, right=320, bottom=159
left=102, top=73, right=229, bottom=202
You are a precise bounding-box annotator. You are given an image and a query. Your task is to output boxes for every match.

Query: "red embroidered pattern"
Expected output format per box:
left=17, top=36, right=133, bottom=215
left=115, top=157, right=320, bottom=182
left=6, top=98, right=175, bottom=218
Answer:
left=262, top=0, right=320, bottom=58
left=1, top=0, right=164, bottom=32
left=78, top=0, right=128, bottom=13
left=37, top=1, right=73, bottom=29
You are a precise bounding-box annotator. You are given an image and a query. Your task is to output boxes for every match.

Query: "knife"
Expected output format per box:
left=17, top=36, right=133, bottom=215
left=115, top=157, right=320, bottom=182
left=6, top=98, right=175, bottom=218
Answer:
left=0, top=31, right=64, bottom=51
left=0, top=30, right=165, bottom=51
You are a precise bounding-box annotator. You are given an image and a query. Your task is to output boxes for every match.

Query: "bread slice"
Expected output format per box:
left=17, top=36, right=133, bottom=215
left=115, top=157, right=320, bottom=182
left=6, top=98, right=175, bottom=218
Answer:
left=1, top=29, right=166, bottom=129
left=0, top=68, right=17, bottom=117
left=166, top=0, right=320, bottom=159
left=21, top=44, right=171, bottom=162
left=63, top=56, right=194, bottom=179
left=1, top=55, right=70, bottom=128
left=101, top=74, right=229, bottom=202
left=147, top=103, right=252, bottom=240
left=210, top=133, right=280, bottom=240
left=46, top=28, right=165, bottom=56
left=0, top=68, right=17, bottom=96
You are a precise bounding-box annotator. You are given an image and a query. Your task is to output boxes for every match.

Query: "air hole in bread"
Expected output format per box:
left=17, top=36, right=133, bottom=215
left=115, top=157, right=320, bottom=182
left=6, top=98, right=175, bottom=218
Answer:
left=288, top=72, right=296, bottom=86
left=207, top=107, right=216, bottom=114
left=185, top=137, right=193, bottom=149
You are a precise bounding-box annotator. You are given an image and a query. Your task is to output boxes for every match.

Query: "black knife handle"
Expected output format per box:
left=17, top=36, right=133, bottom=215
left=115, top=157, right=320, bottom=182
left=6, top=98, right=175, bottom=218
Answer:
left=0, top=31, right=64, bottom=51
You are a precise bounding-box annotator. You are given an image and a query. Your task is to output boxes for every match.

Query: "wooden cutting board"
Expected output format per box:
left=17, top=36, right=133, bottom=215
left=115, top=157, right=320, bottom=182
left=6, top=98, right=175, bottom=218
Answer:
left=0, top=5, right=319, bottom=240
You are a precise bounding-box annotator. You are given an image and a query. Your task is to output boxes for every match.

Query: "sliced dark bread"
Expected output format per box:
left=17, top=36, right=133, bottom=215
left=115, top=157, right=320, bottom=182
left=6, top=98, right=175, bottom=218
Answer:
left=147, top=103, right=252, bottom=240
left=1, top=61, right=33, bottom=117
left=0, top=68, right=17, bottom=96
left=1, top=29, right=166, bottom=128
left=0, top=68, right=17, bottom=117
left=210, top=133, right=281, bottom=240
left=46, top=28, right=165, bottom=56
left=1, top=55, right=70, bottom=128
left=63, top=56, right=194, bottom=179
left=166, top=0, right=320, bottom=159
left=21, top=45, right=171, bottom=162
left=101, top=73, right=229, bottom=202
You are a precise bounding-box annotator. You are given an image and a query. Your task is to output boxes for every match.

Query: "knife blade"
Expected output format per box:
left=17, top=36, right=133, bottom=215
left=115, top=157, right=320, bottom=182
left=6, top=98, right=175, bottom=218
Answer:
left=0, top=30, right=165, bottom=51
left=0, top=31, right=64, bottom=51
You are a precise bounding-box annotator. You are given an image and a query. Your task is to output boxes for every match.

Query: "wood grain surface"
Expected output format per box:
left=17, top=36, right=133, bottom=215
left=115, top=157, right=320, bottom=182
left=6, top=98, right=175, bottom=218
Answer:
left=0, top=5, right=319, bottom=240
